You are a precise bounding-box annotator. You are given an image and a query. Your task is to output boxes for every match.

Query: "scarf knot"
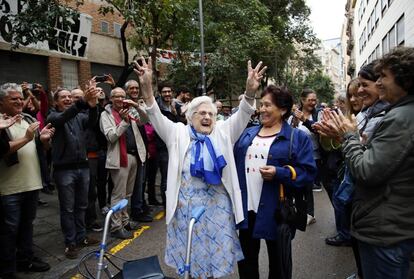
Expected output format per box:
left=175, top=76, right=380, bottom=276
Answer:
left=189, top=126, right=227, bottom=185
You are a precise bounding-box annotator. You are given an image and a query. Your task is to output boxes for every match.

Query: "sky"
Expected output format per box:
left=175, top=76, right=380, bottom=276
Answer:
left=306, top=0, right=347, bottom=40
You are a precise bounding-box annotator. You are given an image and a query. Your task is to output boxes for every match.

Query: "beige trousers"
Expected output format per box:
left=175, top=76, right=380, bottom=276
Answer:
left=109, top=154, right=137, bottom=231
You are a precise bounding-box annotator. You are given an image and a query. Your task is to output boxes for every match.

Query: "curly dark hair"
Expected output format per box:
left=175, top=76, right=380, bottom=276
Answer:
left=260, top=85, right=293, bottom=120
left=374, top=46, right=414, bottom=94
left=158, top=81, right=174, bottom=93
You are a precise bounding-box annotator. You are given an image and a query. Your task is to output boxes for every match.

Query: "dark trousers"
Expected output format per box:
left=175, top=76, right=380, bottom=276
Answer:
left=238, top=211, right=291, bottom=279
left=0, top=190, right=39, bottom=275
left=157, top=150, right=169, bottom=204
left=54, top=168, right=89, bottom=246
left=131, top=158, right=146, bottom=217
left=359, top=239, right=414, bottom=279
left=146, top=157, right=158, bottom=203
left=38, top=149, right=52, bottom=188
left=97, top=151, right=109, bottom=209
left=86, top=158, right=98, bottom=226
left=351, top=236, right=363, bottom=277
left=305, top=183, right=314, bottom=216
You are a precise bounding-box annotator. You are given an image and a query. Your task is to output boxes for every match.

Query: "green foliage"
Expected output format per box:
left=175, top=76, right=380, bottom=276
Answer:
left=2, top=0, right=83, bottom=49
left=304, top=71, right=335, bottom=103
left=5, top=0, right=327, bottom=100
left=167, top=0, right=322, bottom=98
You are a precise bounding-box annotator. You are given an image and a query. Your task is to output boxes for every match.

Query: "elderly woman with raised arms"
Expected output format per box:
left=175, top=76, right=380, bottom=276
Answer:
left=134, top=57, right=267, bottom=278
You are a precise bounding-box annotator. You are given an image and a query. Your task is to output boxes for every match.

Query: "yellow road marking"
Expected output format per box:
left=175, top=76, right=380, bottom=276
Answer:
left=71, top=210, right=166, bottom=279
left=109, top=225, right=150, bottom=254
left=154, top=210, right=165, bottom=220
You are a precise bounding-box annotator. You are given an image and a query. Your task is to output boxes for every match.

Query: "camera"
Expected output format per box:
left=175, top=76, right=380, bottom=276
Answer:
left=95, top=75, right=108, bottom=83
left=123, top=101, right=130, bottom=109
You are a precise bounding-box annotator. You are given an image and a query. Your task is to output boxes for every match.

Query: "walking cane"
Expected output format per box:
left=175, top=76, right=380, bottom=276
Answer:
left=183, top=206, right=206, bottom=279
left=96, top=199, right=128, bottom=279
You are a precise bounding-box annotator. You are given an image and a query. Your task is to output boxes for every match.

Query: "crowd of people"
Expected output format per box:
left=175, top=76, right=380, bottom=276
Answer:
left=0, top=46, right=413, bottom=279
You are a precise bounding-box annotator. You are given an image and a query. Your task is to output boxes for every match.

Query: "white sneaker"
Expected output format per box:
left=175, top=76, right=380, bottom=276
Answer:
left=307, top=214, right=316, bottom=225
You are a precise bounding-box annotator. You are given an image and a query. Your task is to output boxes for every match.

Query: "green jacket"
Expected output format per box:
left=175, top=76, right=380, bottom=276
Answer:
left=342, top=95, right=414, bottom=247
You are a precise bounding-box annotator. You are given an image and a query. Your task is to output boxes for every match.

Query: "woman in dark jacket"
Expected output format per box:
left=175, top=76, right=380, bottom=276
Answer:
left=234, top=85, right=316, bottom=279
left=316, top=47, right=414, bottom=279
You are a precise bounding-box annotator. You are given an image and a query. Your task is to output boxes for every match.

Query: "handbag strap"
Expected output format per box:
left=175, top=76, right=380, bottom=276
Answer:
left=279, top=128, right=296, bottom=202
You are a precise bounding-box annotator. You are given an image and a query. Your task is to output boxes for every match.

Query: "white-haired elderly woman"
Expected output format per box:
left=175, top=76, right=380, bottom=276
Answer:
left=134, top=57, right=266, bottom=278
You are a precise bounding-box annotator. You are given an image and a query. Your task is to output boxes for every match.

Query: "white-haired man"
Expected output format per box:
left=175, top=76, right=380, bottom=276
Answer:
left=0, top=83, right=55, bottom=278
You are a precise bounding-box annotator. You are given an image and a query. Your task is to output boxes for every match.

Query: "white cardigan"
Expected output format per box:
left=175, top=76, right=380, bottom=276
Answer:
left=146, top=98, right=256, bottom=225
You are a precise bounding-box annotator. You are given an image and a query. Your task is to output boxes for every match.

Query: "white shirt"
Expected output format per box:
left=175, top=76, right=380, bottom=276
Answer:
left=0, top=119, right=42, bottom=195
left=245, top=134, right=276, bottom=212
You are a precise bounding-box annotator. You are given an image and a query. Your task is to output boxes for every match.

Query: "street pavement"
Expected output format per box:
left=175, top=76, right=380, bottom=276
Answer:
left=21, top=188, right=413, bottom=279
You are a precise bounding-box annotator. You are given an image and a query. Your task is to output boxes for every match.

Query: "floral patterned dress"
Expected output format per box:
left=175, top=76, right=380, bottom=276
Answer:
left=165, top=148, right=244, bottom=278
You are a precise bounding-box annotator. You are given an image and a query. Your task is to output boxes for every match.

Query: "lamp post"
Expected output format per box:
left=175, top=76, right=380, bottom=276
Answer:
left=198, top=0, right=206, bottom=95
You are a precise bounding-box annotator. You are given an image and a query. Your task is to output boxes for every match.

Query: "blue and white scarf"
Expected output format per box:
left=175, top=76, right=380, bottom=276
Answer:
left=189, top=126, right=227, bottom=185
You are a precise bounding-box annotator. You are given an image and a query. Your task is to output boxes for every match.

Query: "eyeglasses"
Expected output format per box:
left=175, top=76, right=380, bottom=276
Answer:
left=161, top=90, right=172, bottom=93
left=112, top=95, right=126, bottom=99
left=194, top=111, right=214, bottom=118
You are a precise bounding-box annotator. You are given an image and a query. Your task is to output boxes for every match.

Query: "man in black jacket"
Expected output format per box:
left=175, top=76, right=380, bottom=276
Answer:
left=46, top=86, right=100, bottom=259
left=155, top=82, right=180, bottom=205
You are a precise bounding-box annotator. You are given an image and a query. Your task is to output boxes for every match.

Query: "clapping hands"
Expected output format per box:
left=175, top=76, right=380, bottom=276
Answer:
left=0, top=115, right=21, bottom=130
left=39, top=123, right=55, bottom=143
left=313, top=109, right=358, bottom=141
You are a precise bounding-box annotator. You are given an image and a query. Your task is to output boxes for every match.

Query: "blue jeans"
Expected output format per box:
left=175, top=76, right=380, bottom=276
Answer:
left=54, top=168, right=89, bottom=246
left=332, top=178, right=351, bottom=240
left=0, top=190, right=39, bottom=275
left=359, top=239, right=414, bottom=279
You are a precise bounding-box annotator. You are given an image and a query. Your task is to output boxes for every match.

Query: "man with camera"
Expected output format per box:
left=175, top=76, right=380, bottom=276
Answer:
left=100, top=87, right=148, bottom=239
left=124, top=80, right=152, bottom=223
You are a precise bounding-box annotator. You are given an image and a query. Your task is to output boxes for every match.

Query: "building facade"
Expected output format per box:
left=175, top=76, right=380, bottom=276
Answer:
left=315, top=38, right=346, bottom=93
left=0, top=0, right=135, bottom=92
left=352, top=0, right=414, bottom=72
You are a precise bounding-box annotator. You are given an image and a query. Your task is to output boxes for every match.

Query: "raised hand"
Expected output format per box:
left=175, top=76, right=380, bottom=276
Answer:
left=104, top=74, right=115, bottom=87
left=84, top=86, right=99, bottom=107
left=39, top=123, right=55, bottom=143
left=133, top=57, right=153, bottom=103
left=245, top=60, right=267, bottom=97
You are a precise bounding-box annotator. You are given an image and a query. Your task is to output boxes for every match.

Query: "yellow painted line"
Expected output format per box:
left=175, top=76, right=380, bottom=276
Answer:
left=109, top=225, right=150, bottom=254
left=71, top=211, right=166, bottom=278
left=71, top=225, right=150, bottom=279
left=154, top=210, right=165, bottom=220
